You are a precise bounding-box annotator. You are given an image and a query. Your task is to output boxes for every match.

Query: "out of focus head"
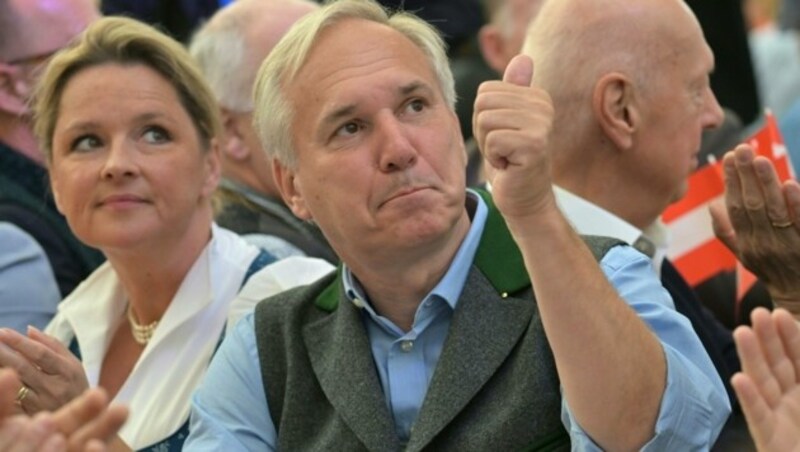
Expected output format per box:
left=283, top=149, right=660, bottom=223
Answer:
left=0, top=0, right=98, bottom=163
left=189, top=0, right=318, bottom=196
left=478, top=0, right=545, bottom=75
left=525, top=0, right=723, bottom=224
left=191, top=0, right=318, bottom=113
left=253, top=0, right=456, bottom=169
left=33, top=16, right=221, bottom=161
left=0, top=0, right=98, bottom=115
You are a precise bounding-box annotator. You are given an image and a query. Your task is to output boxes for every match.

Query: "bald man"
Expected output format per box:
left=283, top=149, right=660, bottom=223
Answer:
left=190, top=0, right=337, bottom=264
left=0, top=0, right=103, bottom=297
left=513, top=0, right=756, bottom=446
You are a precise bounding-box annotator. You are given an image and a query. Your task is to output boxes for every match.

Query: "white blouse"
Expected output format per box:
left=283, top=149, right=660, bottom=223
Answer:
left=46, top=224, right=334, bottom=449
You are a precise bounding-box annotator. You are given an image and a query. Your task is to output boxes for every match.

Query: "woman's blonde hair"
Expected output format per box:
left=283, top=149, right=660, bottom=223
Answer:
left=33, top=16, right=221, bottom=161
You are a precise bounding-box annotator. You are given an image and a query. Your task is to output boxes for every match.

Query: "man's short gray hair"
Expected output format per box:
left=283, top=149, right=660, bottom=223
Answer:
left=189, top=13, right=253, bottom=111
left=252, top=0, right=456, bottom=168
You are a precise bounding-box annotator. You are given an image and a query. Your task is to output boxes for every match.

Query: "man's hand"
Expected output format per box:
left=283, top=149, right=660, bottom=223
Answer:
left=710, top=144, right=800, bottom=314
left=472, top=54, right=555, bottom=223
left=732, top=308, right=800, bottom=452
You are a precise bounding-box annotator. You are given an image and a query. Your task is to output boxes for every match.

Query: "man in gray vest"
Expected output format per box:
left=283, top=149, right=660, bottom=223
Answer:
left=185, top=0, right=729, bottom=450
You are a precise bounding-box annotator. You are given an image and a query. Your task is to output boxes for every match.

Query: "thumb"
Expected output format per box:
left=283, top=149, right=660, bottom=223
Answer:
left=502, top=54, right=534, bottom=87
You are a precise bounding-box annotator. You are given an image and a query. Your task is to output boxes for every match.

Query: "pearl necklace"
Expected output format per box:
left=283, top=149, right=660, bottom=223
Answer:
left=127, top=305, right=159, bottom=345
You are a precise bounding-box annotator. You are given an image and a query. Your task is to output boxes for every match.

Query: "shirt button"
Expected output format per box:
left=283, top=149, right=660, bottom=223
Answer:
left=352, top=297, right=365, bottom=309
left=400, top=340, right=414, bottom=353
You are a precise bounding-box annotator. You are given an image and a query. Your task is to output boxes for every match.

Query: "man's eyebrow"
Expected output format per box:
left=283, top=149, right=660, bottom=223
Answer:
left=322, top=105, right=357, bottom=129
left=320, top=81, right=435, bottom=128
left=400, top=81, right=433, bottom=97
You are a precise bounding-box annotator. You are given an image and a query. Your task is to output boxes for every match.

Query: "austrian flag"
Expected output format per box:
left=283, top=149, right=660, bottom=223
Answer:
left=662, top=112, right=795, bottom=302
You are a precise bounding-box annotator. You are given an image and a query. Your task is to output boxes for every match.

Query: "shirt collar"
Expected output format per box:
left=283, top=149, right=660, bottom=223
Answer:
left=343, top=189, right=488, bottom=314
left=554, top=186, right=670, bottom=268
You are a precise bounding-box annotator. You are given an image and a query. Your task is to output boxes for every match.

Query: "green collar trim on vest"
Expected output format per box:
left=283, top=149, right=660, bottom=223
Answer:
left=315, top=265, right=342, bottom=312
left=313, top=189, right=530, bottom=311
left=472, top=188, right=530, bottom=295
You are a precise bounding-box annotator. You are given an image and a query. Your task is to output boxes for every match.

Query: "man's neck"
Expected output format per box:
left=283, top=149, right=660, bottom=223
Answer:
left=347, top=210, right=473, bottom=332
left=0, top=116, right=43, bottom=165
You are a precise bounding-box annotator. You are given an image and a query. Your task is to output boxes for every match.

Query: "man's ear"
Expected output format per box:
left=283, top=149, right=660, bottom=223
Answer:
left=0, top=63, right=29, bottom=115
left=592, top=72, right=639, bottom=151
left=272, top=159, right=312, bottom=220
left=478, top=25, right=509, bottom=75
left=201, top=138, right=223, bottom=198
left=220, top=108, right=250, bottom=161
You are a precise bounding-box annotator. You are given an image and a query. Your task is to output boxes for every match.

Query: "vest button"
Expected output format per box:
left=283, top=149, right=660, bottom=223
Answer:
left=400, top=340, right=414, bottom=353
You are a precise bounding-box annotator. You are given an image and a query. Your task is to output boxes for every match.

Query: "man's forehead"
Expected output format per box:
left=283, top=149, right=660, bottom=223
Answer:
left=8, top=0, right=97, bottom=60
left=292, top=18, right=434, bottom=92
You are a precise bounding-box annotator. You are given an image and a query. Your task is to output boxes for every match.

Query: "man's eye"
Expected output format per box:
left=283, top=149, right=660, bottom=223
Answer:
left=407, top=99, right=425, bottom=113
left=335, top=122, right=361, bottom=137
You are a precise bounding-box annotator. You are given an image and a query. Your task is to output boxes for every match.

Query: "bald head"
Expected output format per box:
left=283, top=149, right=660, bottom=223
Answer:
left=524, top=0, right=722, bottom=226
left=0, top=0, right=98, bottom=61
left=190, top=0, right=318, bottom=111
left=524, top=0, right=708, bottom=139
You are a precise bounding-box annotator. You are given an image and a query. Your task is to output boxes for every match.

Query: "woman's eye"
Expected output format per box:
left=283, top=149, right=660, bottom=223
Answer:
left=142, top=126, right=170, bottom=144
left=71, top=135, right=101, bottom=152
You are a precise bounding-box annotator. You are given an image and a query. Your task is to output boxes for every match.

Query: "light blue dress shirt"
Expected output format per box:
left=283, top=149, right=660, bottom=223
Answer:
left=0, top=222, right=60, bottom=333
left=186, top=192, right=730, bottom=451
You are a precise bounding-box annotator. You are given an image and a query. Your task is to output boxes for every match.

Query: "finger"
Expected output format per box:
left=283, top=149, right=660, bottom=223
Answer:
left=0, top=417, right=25, bottom=451
left=9, top=412, right=58, bottom=452
left=722, top=151, right=750, bottom=235
left=752, top=155, right=791, bottom=225
left=38, top=434, right=67, bottom=452
left=734, top=311, right=782, bottom=408
left=773, top=308, right=800, bottom=379
left=502, top=54, right=534, bottom=87
left=67, top=406, right=128, bottom=451
left=52, top=388, right=107, bottom=435
left=27, top=326, right=72, bottom=358
left=709, top=199, right=738, bottom=254
left=733, top=145, right=772, bottom=231
left=783, top=180, right=800, bottom=227
left=750, top=308, right=797, bottom=396
left=83, top=439, right=108, bottom=452
left=0, top=328, right=65, bottom=375
left=0, top=368, right=21, bottom=420
left=731, top=372, right=774, bottom=448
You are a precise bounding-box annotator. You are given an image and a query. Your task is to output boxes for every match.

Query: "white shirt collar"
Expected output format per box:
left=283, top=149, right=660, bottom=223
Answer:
left=554, top=186, right=670, bottom=274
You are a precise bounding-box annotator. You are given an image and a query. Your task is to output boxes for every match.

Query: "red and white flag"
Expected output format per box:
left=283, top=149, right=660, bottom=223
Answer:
left=662, top=112, right=795, bottom=306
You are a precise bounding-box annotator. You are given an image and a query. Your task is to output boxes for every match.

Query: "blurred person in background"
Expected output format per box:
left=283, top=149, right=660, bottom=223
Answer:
left=189, top=0, right=338, bottom=264
left=0, top=0, right=103, bottom=300
left=0, top=222, right=60, bottom=333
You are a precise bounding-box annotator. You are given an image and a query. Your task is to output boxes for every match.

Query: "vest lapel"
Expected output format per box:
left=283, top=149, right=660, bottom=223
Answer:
left=407, top=190, right=535, bottom=451
left=304, top=281, right=400, bottom=452
left=406, top=267, right=535, bottom=451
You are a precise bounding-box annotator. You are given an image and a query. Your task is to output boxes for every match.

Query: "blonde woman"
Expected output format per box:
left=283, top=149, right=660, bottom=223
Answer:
left=0, top=16, right=333, bottom=451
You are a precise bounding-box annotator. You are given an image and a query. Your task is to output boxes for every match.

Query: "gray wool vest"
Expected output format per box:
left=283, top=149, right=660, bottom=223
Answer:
left=254, top=191, right=623, bottom=452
